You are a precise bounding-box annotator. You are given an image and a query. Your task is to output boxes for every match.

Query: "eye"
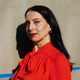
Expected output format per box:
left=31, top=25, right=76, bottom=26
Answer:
left=34, top=21, right=40, bottom=24
left=25, top=21, right=30, bottom=28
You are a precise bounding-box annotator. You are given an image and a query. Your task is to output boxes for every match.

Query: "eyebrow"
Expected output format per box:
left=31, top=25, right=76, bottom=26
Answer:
left=25, top=21, right=29, bottom=23
left=33, top=18, right=41, bottom=21
left=25, top=18, right=41, bottom=23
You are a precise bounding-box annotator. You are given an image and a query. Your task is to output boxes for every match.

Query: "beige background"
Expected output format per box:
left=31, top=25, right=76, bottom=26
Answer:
left=0, top=0, right=80, bottom=80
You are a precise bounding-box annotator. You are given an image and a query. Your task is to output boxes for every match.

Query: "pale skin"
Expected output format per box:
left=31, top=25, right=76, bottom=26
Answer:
left=25, top=11, right=52, bottom=52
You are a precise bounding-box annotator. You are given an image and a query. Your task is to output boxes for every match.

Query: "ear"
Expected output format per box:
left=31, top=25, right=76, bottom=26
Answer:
left=50, top=27, right=52, bottom=30
left=48, top=24, right=52, bottom=30
left=48, top=26, right=52, bottom=34
left=49, top=26, right=52, bottom=31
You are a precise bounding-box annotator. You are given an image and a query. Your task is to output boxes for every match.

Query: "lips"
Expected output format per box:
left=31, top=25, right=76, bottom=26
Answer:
left=30, top=33, right=37, bottom=37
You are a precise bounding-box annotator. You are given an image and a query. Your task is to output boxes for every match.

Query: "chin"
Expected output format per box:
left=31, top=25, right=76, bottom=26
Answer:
left=31, top=39, right=41, bottom=43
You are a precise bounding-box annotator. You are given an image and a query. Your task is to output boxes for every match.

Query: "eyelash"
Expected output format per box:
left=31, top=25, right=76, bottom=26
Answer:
left=34, top=21, right=40, bottom=24
left=25, top=21, right=29, bottom=27
left=25, top=21, right=40, bottom=28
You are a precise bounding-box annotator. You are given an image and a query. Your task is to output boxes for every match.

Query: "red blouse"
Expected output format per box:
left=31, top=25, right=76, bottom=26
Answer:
left=11, top=42, right=71, bottom=80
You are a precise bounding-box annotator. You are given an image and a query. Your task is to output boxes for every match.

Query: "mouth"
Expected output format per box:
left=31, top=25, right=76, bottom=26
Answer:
left=30, top=33, right=37, bottom=37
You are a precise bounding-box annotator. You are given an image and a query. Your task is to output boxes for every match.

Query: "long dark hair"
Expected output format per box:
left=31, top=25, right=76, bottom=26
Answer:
left=25, top=5, right=70, bottom=60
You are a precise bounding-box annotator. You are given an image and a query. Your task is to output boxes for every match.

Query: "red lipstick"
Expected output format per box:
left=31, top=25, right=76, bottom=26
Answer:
left=30, top=33, right=37, bottom=37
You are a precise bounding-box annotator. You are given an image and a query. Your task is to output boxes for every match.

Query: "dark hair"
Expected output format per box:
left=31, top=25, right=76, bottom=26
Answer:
left=25, top=5, right=70, bottom=60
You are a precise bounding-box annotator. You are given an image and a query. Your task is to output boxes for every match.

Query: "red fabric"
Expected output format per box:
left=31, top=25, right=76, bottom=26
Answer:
left=11, top=42, right=71, bottom=80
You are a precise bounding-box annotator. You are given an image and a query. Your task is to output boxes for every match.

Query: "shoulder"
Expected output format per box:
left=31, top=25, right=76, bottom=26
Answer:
left=46, top=44, right=71, bottom=69
left=53, top=53, right=71, bottom=70
left=49, top=53, right=71, bottom=80
left=48, top=47, right=71, bottom=70
left=45, top=44, right=71, bottom=70
left=44, top=43, right=71, bottom=70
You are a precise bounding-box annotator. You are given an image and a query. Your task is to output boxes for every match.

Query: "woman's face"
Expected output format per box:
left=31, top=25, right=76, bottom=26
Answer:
left=25, top=11, right=51, bottom=43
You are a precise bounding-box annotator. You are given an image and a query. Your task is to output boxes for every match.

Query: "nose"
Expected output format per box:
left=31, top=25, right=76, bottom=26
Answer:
left=29, top=22, right=35, bottom=30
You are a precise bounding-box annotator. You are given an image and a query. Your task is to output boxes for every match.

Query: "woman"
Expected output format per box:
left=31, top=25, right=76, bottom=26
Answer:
left=11, top=5, right=72, bottom=80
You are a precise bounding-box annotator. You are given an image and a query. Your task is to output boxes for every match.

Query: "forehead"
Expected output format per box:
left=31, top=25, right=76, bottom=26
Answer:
left=25, top=11, right=44, bottom=20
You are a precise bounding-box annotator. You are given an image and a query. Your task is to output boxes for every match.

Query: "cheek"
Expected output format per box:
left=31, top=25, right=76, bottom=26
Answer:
left=37, top=23, right=47, bottom=31
left=37, top=23, right=49, bottom=34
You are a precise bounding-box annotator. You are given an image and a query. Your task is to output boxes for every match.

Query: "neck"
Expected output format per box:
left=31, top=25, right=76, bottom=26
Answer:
left=34, top=35, right=51, bottom=52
